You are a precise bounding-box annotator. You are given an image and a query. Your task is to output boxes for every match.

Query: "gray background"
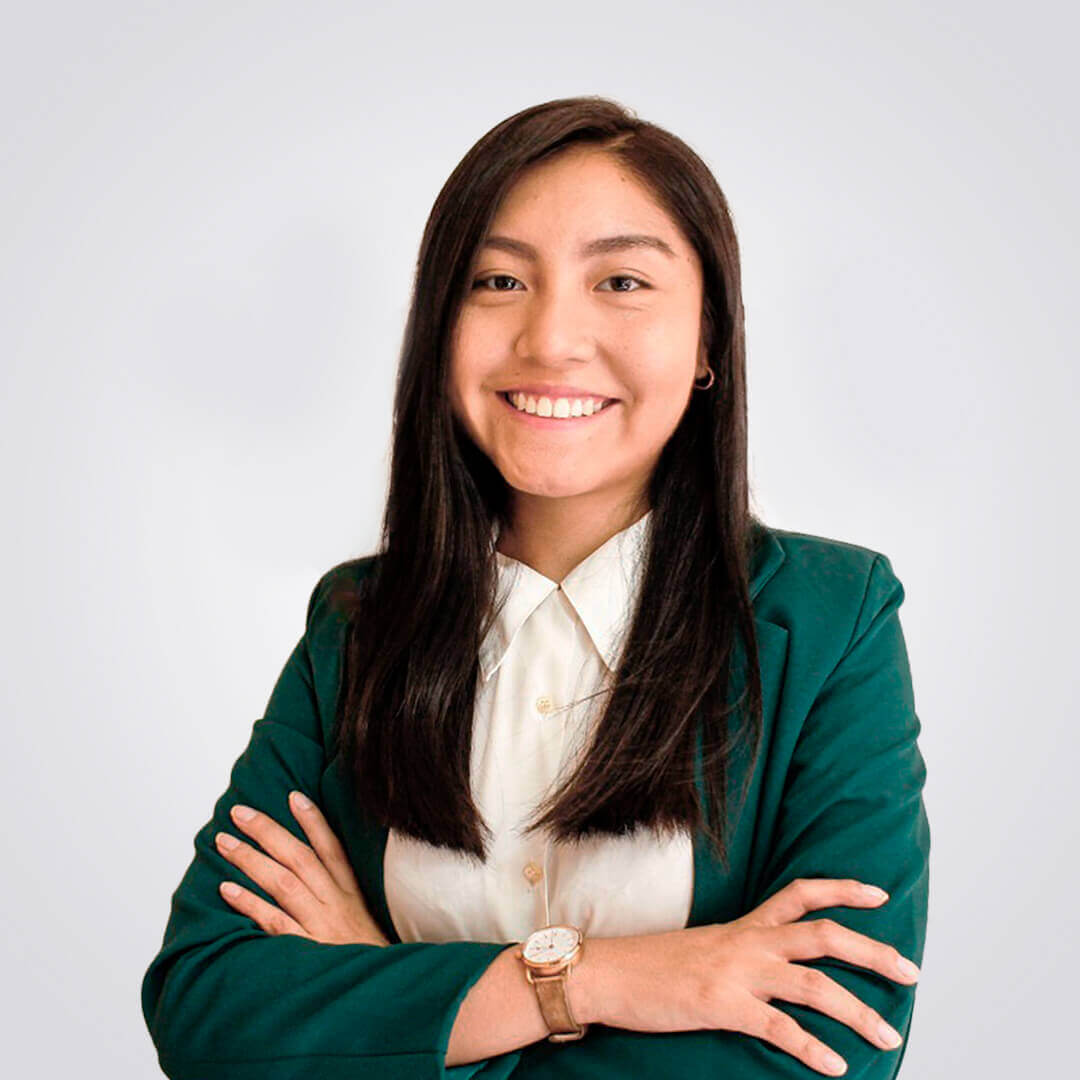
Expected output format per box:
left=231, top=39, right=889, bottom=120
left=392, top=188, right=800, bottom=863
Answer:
left=2, top=1, right=1074, bottom=1075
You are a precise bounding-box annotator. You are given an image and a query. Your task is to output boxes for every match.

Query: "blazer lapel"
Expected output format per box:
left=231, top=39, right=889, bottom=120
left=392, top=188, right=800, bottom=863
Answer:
left=688, top=525, right=789, bottom=927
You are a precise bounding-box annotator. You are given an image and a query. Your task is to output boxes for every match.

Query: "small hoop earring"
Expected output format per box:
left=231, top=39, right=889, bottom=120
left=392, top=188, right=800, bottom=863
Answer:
left=693, top=365, right=715, bottom=391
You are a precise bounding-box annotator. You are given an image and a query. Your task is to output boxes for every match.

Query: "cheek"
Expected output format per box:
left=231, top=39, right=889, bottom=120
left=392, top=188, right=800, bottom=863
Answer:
left=447, top=332, right=478, bottom=406
left=445, top=366, right=466, bottom=427
left=449, top=319, right=495, bottom=394
left=626, top=351, right=694, bottom=410
left=447, top=348, right=496, bottom=442
left=618, top=367, right=695, bottom=447
left=632, top=395, right=690, bottom=446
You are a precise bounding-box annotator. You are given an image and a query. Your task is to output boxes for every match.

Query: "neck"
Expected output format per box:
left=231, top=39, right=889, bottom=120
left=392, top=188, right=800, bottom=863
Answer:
left=495, top=490, right=651, bottom=583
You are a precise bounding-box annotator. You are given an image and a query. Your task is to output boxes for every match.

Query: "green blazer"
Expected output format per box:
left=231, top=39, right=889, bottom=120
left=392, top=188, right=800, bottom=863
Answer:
left=141, top=526, right=930, bottom=1079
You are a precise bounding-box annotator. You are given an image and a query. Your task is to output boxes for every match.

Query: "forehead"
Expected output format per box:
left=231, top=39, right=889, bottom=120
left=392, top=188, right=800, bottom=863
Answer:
left=485, top=149, right=692, bottom=259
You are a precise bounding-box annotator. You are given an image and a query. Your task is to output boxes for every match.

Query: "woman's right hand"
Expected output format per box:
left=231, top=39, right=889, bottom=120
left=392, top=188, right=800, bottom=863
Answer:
left=582, top=878, right=920, bottom=1077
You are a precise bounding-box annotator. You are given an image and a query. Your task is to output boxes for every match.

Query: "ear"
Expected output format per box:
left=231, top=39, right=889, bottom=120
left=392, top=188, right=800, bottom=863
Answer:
left=696, top=344, right=709, bottom=380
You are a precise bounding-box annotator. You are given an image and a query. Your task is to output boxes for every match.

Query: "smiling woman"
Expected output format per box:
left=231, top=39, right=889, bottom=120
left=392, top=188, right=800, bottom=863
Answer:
left=141, top=96, right=929, bottom=1080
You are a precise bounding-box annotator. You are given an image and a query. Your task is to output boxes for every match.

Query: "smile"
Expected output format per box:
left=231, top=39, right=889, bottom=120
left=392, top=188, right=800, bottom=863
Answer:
left=497, top=391, right=619, bottom=427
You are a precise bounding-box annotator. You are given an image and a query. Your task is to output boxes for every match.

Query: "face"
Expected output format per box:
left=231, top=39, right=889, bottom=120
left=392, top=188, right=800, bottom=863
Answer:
left=448, top=147, right=707, bottom=514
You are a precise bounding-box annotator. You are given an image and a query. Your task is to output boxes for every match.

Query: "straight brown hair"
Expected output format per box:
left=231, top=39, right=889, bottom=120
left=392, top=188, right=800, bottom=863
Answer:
left=331, top=96, right=766, bottom=872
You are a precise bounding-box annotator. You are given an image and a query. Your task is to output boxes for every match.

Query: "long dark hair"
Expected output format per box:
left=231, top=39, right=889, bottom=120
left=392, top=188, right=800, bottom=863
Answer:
left=331, top=95, right=765, bottom=872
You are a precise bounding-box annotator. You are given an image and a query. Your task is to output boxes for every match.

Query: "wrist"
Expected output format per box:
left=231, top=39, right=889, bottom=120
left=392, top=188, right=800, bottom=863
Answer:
left=567, top=934, right=611, bottom=1027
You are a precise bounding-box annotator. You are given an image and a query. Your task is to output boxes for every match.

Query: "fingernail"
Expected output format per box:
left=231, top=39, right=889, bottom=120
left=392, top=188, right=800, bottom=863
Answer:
left=878, top=1021, right=902, bottom=1048
left=823, top=1050, right=847, bottom=1074
left=862, top=885, right=888, bottom=900
left=896, top=956, right=920, bottom=979
left=291, top=791, right=313, bottom=810
left=232, top=805, right=255, bottom=822
left=215, top=831, right=239, bottom=850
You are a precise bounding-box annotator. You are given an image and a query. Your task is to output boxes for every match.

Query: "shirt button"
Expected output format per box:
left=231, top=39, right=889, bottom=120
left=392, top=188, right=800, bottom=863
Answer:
left=523, top=861, right=544, bottom=884
left=535, top=695, right=554, bottom=715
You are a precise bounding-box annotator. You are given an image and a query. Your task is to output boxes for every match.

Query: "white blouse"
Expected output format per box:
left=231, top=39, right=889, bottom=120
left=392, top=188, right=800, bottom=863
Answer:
left=383, top=507, right=695, bottom=944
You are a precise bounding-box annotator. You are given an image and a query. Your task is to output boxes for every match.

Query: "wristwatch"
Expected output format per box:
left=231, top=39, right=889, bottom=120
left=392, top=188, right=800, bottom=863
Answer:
left=517, top=924, right=589, bottom=1042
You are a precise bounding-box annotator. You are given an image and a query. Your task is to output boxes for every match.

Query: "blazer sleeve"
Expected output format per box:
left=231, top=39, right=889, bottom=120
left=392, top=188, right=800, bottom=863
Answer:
left=139, top=570, right=519, bottom=1080
left=500, top=552, right=931, bottom=1079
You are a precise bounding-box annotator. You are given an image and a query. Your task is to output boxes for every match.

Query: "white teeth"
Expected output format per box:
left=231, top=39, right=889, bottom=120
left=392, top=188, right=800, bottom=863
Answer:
left=506, top=392, right=610, bottom=418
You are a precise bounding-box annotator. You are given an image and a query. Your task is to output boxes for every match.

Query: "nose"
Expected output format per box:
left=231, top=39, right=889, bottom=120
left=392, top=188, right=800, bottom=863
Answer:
left=514, top=285, right=598, bottom=367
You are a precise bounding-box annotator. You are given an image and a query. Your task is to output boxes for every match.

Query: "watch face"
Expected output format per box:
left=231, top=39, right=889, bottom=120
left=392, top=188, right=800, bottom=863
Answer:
left=523, top=925, right=581, bottom=965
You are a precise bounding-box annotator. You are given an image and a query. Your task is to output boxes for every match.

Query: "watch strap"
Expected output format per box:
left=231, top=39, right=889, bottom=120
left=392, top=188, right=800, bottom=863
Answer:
left=531, top=969, right=587, bottom=1041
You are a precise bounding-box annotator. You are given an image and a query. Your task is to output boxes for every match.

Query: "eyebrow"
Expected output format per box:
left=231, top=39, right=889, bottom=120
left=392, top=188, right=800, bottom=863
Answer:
left=478, top=233, right=678, bottom=261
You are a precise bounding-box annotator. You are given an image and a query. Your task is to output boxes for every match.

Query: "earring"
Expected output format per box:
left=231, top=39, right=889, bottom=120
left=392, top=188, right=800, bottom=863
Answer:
left=694, top=365, right=715, bottom=391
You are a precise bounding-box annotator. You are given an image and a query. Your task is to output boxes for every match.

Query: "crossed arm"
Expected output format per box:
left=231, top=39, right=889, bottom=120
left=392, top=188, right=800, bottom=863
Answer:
left=141, top=556, right=929, bottom=1079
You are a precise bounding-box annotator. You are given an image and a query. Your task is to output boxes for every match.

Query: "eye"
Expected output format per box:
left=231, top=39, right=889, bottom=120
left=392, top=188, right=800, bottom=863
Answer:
left=598, top=275, right=648, bottom=293
left=471, top=274, right=649, bottom=293
left=472, top=274, right=524, bottom=291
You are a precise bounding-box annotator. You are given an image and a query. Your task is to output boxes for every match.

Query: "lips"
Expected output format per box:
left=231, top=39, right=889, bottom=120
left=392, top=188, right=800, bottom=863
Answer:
left=497, top=391, right=618, bottom=422
left=499, top=387, right=618, bottom=402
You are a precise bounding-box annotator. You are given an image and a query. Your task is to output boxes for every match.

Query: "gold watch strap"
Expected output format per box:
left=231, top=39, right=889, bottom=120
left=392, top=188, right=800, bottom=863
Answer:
left=529, top=969, right=588, bottom=1042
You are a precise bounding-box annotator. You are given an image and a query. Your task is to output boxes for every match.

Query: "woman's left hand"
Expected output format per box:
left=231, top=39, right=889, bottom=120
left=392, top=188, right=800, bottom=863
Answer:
left=214, top=789, right=391, bottom=946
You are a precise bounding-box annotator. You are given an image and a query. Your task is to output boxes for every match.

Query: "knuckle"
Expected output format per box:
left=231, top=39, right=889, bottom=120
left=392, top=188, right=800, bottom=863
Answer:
left=277, top=867, right=302, bottom=895
left=296, top=846, right=320, bottom=875
left=726, top=997, right=759, bottom=1036
left=763, top=1009, right=798, bottom=1043
left=799, top=966, right=830, bottom=1003
left=265, top=912, right=288, bottom=936
left=730, top=923, right=759, bottom=950
left=815, top=918, right=839, bottom=946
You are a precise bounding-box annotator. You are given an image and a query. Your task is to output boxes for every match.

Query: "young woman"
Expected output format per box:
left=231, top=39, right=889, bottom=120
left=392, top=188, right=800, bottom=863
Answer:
left=141, top=97, right=929, bottom=1080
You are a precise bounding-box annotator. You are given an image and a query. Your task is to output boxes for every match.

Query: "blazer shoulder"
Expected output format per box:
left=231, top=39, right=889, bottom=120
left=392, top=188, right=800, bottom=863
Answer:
left=754, top=526, right=904, bottom=657
left=770, top=526, right=888, bottom=579
left=305, top=554, right=380, bottom=632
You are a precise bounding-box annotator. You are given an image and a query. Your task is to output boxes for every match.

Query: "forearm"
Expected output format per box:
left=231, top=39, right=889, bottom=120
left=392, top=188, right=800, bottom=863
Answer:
left=445, top=936, right=611, bottom=1067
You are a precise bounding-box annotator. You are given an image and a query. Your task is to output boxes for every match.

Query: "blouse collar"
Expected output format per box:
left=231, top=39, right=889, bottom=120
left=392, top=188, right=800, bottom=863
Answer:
left=478, top=509, right=653, bottom=682
left=476, top=512, right=786, bottom=682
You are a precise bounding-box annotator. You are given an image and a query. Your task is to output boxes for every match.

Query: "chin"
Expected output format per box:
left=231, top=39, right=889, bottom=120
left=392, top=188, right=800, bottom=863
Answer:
left=498, top=467, right=600, bottom=500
